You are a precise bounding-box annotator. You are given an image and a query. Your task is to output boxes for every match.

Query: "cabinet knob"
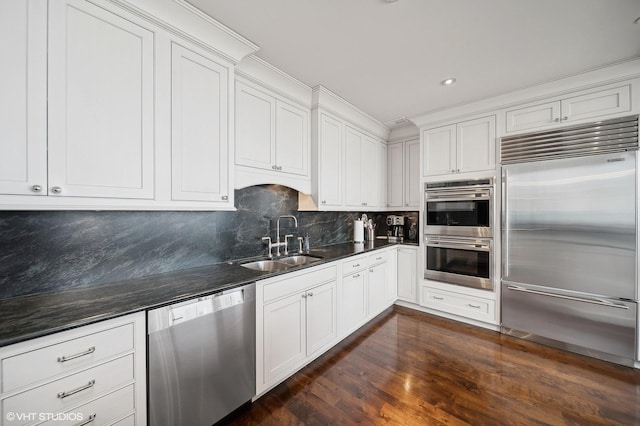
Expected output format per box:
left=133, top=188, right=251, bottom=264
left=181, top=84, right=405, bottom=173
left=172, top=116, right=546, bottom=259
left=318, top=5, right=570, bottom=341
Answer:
left=272, top=165, right=277, bottom=170
left=554, top=118, right=560, bottom=122
left=221, top=195, right=228, bottom=201
left=302, top=294, right=307, bottom=299
left=321, top=200, right=326, bottom=204
left=31, top=185, right=43, bottom=193
left=51, top=186, right=63, bottom=194
left=307, top=292, right=313, bottom=297
left=562, top=116, right=568, bottom=121
left=451, top=169, right=455, bottom=173
left=456, top=169, right=460, bottom=173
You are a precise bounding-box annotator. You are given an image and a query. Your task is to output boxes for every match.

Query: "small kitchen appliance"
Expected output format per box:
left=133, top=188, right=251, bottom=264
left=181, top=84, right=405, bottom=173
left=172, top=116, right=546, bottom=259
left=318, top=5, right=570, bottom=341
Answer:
left=386, top=215, right=404, bottom=241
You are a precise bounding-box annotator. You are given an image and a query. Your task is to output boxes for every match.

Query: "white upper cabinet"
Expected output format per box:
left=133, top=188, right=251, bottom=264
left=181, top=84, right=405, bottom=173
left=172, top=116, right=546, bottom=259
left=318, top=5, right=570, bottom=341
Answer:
left=344, top=126, right=379, bottom=208
left=387, top=137, right=420, bottom=209
left=236, top=82, right=275, bottom=171
left=235, top=79, right=310, bottom=190
left=48, top=0, right=155, bottom=199
left=171, top=43, right=230, bottom=203
left=422, top=116, right=495, bottom=177
left=504, top=83, right=631, bottom=134
left=316, top=112, right=344, bottom=207
left=0, top=0, right=47, bottom=196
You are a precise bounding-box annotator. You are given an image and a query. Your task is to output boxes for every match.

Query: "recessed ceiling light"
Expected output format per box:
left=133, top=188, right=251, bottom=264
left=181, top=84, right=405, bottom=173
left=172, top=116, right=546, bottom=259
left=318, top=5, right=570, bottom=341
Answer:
left=440, top=78, right=457, bottom=86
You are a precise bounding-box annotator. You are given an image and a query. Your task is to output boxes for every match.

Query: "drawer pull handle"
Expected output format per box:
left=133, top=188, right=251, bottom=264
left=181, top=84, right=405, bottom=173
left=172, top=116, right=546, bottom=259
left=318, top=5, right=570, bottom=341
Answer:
left=433, top=296, right=444, bottom=300
left=75, top=413, right=96, bottom=426
left=353, top=264, right=360, bottom=268
left=468, top=303, right=481, bottom=308
left=57, top=379, right=95, bottom=399
left=353, top=273, right=360, bottom=279
left=58, top=346, right=96, bottom=363
left=307, top=292, right=313, bottom=297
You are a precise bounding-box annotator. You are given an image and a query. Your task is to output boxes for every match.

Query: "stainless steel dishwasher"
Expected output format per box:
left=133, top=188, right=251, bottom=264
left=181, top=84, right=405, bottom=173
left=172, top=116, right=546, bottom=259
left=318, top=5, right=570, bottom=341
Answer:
left=148, top=283, right=255, bottom=426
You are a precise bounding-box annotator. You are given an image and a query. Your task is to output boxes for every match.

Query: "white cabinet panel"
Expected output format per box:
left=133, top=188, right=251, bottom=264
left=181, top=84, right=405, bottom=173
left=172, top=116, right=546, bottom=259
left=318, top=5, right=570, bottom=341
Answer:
left=171, top=43, right=230, bottom=203
left=379, top=142, right=388, bottom=209
left=276, top=100, right=308, bottom=176
left=318, top=113, right=343, bottom=207
left=505, top=101, right=560, bottom=133
left=457, top=116, right=496, bottom=173
left=344, top=126, right=363, bottom=207
left=404, top=139, right=420, bottom=207
left=422, top=124, right=456, bottom=177
left=235, top=82, right=275, bottom=170
left=48, top=0, right=154, bottom=199
left=561, top=85, right=631, bottom=123
left=340, top=271, right=367, bottom=334
left=0, top=0, right=47, bottom=196
left=368, top=263, right=387, bottom=316
left=306, top=281, right=337, bottom=356
left=397, top=247, right=417, bottom=303
left=262, top=292, right=306, bottom=384
left=361, top=136, right=379, bottom=207
left=387, top=142, right=404, bottom=208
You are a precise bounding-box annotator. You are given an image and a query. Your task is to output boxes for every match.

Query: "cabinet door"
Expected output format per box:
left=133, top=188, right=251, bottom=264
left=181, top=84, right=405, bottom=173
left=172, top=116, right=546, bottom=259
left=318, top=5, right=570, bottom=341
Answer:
left=275, top=100, right=309, bottom=176
left=235, top=82, right=275, bottom=171
left=457, top=116, right=495, bottom=173
left=361, top=136, right=379, bottom=207
left=344, top=126, right=363, bottom=207
left=561, top=85, right=631, bottom=124
left=422, top=125, right=456, bottom=177
left=368, top=263, right=388, bottom=316
left=0, top=0, right=47, bottom=196
left=318, top=113, right=343, bottom=207
left=306, top=281, right=337, bottom=356
left=171, top=43, right=230, bottom=203
left=397, top=247, right=417, bottom=302
left=379, top=143, right=388, bottom=209
left=387, top=142, right=404, bottom=208
left=263, top=292, right=306, bottom=384
left=505, top=101, right=560, bottom=133
left=48, top=0, right=154, bottom=199
left=340, top=271, right=368, bottom=334
left=404, top=139, right=420, bottom=208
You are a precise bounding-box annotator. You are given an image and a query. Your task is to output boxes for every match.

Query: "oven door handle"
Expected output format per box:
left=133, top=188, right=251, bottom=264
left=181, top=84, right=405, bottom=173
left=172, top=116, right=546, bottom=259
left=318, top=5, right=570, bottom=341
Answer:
left=426, top=241, right=491, bottom=252
left=426, top=190, right=491, bottom=201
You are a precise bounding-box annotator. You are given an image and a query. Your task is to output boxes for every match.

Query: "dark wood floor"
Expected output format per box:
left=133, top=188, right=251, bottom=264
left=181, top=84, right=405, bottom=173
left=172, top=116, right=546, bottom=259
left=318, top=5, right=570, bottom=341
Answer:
left=224, top=306, right=640, bottom=425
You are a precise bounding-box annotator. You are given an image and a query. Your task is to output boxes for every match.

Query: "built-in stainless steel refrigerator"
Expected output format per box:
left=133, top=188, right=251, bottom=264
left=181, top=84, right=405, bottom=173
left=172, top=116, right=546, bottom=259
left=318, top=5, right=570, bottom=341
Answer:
left=501, top=115, right=638, bottom=366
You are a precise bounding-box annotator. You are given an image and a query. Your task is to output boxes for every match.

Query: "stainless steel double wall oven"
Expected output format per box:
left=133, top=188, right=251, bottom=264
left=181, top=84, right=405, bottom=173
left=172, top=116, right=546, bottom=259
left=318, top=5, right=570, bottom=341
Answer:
left=424, top=178, right=495, bottom=290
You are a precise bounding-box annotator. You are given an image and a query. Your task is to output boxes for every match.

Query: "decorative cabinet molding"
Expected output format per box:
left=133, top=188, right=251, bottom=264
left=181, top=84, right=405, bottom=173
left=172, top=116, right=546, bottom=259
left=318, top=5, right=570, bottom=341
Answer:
left=422, top=115, right=496, bottom=177
left=503, top=83, right=632, bottom=134
left=235, top=79, right=311, bottom=192
left=0, top=0, right=47, bottom=197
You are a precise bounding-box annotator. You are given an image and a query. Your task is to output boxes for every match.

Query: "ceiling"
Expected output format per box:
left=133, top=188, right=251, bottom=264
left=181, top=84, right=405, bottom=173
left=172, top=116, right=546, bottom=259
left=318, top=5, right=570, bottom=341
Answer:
left=186, top=0, right=640, bottom=127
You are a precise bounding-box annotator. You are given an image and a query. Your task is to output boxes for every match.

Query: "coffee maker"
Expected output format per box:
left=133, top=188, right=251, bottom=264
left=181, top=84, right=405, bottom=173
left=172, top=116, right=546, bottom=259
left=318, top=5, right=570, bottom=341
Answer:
left=386, top=215, right=405, bottom=241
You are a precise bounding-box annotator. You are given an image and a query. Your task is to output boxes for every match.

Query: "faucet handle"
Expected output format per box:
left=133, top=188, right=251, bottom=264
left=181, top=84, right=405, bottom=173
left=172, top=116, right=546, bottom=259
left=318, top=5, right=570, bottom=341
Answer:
left=284, top=235, right=293, bottom=255
left=262, top=237, right=273, bottom=258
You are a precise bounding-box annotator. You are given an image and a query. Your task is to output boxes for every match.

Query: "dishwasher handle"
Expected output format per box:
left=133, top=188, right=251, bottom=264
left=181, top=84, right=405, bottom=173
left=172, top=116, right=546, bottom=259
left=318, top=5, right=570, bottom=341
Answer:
left=148, top=284, right=255, bottom=334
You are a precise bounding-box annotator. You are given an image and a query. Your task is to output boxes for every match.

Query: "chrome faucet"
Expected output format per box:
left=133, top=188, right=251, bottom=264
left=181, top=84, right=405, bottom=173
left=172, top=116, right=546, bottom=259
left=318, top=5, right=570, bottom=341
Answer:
left=263, top=215, right=298, bottom=257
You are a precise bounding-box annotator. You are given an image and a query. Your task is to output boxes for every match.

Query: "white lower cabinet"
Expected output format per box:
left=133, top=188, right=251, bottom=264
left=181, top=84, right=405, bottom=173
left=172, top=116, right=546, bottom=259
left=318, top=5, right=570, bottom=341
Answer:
left=0, top=312, right=146, bottom=426
left=397, top=246, right=418, bottom=303
left=339, top=264, right=368, bottom=336
left=257, top=265, right=337, bottom=395
left=421, top=284, right=496, bottom=324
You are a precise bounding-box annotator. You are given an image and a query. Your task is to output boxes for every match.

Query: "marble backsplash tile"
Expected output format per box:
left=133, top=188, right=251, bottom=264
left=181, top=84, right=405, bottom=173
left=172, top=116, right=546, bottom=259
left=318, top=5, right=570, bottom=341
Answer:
left=0, top=185, right=417, bottom=299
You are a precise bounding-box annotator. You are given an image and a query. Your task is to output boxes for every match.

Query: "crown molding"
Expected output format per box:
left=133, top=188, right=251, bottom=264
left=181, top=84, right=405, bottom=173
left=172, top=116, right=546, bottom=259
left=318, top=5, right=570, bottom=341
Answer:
left=235, top=55, right=312, bottom=107
left=312, top=85, right=390, bottom=141
left=109, top=0, right=259, bottom=64
left=410, top=57, right=640, bottom=129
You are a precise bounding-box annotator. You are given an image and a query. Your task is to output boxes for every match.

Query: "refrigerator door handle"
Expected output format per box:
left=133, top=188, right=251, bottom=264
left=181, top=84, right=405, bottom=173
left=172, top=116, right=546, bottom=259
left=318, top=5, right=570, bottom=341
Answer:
left=502, top=169, right=509, bottom=278
left=505, top=284, right=630, bottom=310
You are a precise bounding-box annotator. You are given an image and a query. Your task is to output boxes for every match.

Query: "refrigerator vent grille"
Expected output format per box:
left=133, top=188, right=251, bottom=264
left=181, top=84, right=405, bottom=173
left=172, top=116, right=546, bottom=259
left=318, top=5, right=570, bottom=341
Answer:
left=500, top=115, right=638, bottom=164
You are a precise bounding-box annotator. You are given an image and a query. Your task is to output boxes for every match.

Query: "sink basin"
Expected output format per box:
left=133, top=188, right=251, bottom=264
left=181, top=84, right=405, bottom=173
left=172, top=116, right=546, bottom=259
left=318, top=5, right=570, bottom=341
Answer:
left=277, top=255, right=322, bottom=266
left=239, top=255, right=322, bottom=272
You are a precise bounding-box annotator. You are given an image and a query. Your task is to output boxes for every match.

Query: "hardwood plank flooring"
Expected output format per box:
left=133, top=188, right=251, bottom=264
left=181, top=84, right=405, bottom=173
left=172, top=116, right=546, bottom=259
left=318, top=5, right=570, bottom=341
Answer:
left=223, top=306, right=640, bottom=425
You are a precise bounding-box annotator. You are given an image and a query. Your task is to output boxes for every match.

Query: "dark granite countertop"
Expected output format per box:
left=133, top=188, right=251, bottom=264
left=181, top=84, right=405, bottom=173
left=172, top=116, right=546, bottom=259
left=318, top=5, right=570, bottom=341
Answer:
left=0, top=240, right=410, bottom=347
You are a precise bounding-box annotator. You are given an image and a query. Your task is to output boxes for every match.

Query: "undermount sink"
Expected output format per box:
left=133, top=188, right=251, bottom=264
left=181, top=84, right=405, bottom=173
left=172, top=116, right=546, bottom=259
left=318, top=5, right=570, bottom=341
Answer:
left=239, top=254, right=322, bottom=272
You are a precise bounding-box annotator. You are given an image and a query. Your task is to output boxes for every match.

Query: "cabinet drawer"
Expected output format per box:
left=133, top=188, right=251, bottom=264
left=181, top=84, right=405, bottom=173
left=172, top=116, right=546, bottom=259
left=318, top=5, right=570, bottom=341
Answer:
left=2, top=323, right=134, bottom=393
left=3, top=355, right=134, bottom=422
left=422, top=287, right=495, bottom=323
left=263, top=265, right=337, bottom=303
left=342, top=256, right=367, bottom=274
left=368, top=251, right=388, bottom=266
left=111, top=414, right=135, bottom=426
left=37, top=384, right=135, bottom=426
